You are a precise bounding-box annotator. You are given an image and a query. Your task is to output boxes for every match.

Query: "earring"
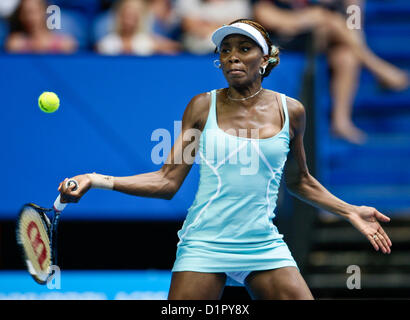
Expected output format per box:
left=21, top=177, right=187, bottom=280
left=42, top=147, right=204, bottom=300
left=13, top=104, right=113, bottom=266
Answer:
left=214, top=59, right=222, bottom=69
left=259, top=66, right=266, bottom=75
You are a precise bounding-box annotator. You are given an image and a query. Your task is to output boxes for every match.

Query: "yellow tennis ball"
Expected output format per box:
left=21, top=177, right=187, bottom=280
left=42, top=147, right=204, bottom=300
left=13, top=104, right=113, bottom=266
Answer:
left=38, top=92, right=60, bottom=113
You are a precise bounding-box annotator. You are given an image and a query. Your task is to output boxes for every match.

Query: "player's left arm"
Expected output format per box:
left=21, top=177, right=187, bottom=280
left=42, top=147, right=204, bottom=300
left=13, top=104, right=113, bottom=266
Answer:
left=283, top=97, right=392, bottom=254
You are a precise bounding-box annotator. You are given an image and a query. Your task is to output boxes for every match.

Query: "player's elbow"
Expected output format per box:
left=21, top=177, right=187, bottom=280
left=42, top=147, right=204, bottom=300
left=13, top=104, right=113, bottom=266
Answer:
left=163, top=189, right=176, bottom=200
left=160, top=179, right=179, bottom=200
left=285, top=170, right=311, bottom=194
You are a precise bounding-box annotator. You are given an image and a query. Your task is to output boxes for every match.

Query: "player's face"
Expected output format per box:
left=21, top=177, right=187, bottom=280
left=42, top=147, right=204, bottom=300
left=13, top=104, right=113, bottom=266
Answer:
left=219, top=34, right=266, bottom=87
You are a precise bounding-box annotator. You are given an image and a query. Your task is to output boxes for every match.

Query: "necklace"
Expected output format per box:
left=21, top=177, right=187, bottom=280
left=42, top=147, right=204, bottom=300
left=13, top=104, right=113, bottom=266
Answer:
left=227, top=87, right=263, bottom=101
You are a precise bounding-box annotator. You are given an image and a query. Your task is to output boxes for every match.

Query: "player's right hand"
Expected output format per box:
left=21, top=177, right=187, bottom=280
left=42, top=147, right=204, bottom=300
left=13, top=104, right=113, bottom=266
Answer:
left=58, top=175, right=91, bottom=203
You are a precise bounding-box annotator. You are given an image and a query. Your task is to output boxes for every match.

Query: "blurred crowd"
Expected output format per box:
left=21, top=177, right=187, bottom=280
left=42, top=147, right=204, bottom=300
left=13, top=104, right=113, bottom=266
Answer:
left=0, top=0, right=360, bottom=56
left=0, top=0, right=408, bottom=145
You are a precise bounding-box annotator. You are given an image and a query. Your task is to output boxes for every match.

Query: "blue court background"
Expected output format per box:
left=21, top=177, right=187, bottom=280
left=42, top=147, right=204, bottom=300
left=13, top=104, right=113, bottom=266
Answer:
left=0, top=53, right=306, bottom=220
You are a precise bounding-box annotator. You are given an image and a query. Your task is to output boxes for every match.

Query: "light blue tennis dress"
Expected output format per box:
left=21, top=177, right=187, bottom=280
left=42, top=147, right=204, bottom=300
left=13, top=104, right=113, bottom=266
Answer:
left=172, top=89, right=298, bottom=286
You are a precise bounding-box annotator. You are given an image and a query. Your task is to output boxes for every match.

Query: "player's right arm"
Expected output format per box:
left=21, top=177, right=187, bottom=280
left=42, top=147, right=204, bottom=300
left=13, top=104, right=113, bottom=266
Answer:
left=59, top=93, right=211, bottom=203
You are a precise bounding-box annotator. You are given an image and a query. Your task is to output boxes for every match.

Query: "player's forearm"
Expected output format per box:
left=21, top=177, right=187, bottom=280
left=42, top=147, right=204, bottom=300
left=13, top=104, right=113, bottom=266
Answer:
left=286, top=173, right=356, bottom=219
left=87, top=171, right=176, bottom=200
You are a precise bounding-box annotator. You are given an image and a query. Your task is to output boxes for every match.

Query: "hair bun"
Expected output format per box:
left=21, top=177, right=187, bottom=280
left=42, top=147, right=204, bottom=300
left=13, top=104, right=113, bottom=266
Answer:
left=268, top=45, right=279, bottom=68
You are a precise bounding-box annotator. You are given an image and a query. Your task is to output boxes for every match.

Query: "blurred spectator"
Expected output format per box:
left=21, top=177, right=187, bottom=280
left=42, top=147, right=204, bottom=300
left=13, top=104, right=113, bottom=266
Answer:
left=96, top=0, right=181, bottom=56
left=253, top=0, right=409, bottom=144
left=175, top=0, right=252, bottom=54
left=0, top=18, right=9, bottom=51
left=147, top=0, right=181, bottom=42
left=6, top=0, right=77, bottom=53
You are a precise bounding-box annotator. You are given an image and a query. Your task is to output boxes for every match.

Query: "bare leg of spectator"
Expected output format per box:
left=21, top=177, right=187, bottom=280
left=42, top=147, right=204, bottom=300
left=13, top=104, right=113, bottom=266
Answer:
left=318, top=9, right=408, bottom=90
left=314, top=21, right=366, bottom=144
left=328, top=45, right=366, bottom=144
left=254, top=4, right=409, bottom=90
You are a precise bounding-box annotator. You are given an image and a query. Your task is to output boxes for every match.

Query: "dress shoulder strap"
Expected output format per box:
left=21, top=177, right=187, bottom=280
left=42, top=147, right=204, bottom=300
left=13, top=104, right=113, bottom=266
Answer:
left=204, top=89, right=218, bottom=130
left=279, top=93, right=289, bottom=132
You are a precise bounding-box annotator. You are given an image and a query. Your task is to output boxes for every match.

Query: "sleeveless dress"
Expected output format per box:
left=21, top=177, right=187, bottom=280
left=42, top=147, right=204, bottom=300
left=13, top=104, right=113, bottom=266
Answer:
left=172, top=89, right=298, bottom=286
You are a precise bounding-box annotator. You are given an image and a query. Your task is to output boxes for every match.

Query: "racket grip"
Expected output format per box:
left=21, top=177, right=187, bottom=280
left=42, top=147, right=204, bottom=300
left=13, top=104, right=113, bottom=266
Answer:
left=54, top=195, right=67, bottom=212
left=54, top=179, right=79, bottom=212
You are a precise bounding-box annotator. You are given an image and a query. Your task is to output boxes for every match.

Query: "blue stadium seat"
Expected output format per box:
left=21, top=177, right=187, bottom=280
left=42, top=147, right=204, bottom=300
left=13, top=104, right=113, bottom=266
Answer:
left=91, top=10, right=115, bottom=45
left=0, top=17, right=9, bottom=51
left=315, top=58, right=410, bottom=214
left=151, top=16, right=182, bottom=42
left=364, top=0, right=410, bottom=59
left=365, top=0, right=410, bottom=22
left=315, top=1, right=410, bottom=216
left=56, top=9, right=90, bottom=50
left=50, top=0, right=101, bottom=19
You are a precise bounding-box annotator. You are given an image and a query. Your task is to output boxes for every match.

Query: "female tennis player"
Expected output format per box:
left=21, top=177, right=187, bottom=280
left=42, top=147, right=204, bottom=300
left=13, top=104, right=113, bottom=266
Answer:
left=59, top=19, right=392, bottom=300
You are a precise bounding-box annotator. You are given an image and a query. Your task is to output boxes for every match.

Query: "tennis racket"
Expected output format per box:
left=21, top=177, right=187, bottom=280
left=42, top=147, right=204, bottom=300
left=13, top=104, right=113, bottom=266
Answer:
left=16, top=179, right=78, bottom=284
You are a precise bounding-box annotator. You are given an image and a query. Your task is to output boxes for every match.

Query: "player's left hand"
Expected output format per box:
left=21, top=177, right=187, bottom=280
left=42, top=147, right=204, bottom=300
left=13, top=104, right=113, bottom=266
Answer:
left=348, top=206, right=392, bottom=254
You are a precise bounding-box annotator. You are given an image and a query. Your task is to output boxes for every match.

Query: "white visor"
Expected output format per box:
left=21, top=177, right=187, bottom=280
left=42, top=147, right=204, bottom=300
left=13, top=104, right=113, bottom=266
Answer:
left=211, top=22, right=269, bottom=55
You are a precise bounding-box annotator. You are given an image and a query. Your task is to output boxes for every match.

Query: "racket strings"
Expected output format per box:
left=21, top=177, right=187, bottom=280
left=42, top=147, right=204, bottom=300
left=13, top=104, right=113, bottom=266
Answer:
left=17, top=206, right=52, bottom=283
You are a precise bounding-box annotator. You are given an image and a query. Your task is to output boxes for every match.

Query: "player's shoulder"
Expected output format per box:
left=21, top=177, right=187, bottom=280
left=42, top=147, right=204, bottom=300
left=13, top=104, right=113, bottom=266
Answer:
left=189, top=91, right=211, bottom=109
left=264, top=90, right=305, bottom=118
left=285, top=95, right=306, bottom=119
left=182, top=91, right=212, bottom=130
left=284, top=95, right=306, bottom=136
left=185, top=92, right=211, bottom=118
left=265, top=90, right=306, bottom=138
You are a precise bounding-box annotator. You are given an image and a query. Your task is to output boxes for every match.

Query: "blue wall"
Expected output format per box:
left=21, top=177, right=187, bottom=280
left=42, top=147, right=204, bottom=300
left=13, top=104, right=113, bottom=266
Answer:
left=0, top=53, right=306, bottom=220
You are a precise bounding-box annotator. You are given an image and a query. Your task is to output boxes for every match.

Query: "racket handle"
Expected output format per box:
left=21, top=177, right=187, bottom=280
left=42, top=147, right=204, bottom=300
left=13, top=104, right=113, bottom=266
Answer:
left=54, top=179, right=79, bottom=212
